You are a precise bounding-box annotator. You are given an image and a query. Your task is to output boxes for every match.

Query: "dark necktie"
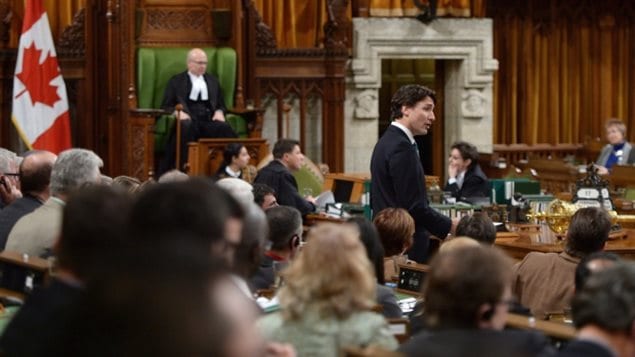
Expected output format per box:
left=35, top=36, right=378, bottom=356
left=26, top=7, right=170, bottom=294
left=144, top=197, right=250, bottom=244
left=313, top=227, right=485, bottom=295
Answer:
left=413, top=141, right=420, bottom=157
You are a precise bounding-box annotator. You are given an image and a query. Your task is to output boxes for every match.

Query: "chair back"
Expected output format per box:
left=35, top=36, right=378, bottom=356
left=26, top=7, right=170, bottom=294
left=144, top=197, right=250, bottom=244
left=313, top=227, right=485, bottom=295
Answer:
left=136, top=47, right=237, bottom=109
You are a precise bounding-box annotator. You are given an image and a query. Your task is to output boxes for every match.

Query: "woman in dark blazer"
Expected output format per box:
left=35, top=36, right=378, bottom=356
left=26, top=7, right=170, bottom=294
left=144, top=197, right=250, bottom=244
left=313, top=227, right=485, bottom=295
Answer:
left=595, top=118, right=635, bottom=175
left=444, top=141, right=489, bottom=201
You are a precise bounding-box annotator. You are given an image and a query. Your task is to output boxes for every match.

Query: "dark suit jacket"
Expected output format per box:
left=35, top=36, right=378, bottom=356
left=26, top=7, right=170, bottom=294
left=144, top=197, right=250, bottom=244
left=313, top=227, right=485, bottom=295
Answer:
left=254, top=160, right=314, bottom=216
left=370, top=125, right=451, bottom=262
left=399, top=329, right=556, bottom=357
left=0, top=194, right=42, bottom=250
left=558, top=339, right=615, bottom=357
left=443, top=163, right=490, bottom=200
left=160, top=71, right=226, bottom=119
left=0, top=278, right=82, bottom=357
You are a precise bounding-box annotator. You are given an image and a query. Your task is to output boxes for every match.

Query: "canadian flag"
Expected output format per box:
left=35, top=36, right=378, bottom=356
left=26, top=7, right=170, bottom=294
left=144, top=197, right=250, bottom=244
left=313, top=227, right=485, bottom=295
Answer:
left=12, top=0, right=71, bottom=154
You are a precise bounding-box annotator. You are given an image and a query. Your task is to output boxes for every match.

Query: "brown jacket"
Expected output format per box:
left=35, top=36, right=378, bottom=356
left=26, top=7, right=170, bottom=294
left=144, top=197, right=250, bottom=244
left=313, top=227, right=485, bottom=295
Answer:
left=511, top=251, right=580, bottom=319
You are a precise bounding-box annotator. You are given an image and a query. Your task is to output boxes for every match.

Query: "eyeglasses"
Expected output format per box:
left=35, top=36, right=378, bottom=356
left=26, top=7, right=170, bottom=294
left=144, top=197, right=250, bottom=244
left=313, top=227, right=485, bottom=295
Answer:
left=190, top=61, right=207, bottom=65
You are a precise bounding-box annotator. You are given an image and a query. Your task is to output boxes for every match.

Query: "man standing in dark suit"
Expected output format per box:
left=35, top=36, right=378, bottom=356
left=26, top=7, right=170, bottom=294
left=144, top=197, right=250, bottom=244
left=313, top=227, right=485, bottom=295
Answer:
left=370, top=84, right=456, bottom=262
left=160, top=48, right=237, bottom=173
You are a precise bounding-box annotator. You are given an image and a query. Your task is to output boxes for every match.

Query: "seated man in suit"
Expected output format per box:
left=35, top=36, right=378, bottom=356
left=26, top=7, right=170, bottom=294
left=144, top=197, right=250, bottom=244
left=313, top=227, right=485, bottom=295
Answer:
left=560, top=262, right=635, bottom=357
left=0, top=185, right=132, bottom=356
left=160, top=48, right=237, bottom=173
left=0, top=148, right=22, bottom=209
left=6, top=149, right=103, bottom=258
left=250, top=206, right=302, bottom=291
left=512, top=207, right=611, bottom=319
left=400, top=245, right=554, bottom=357
left=0, top=150, right=57, bottom=250
left=254, top=139, right=315, bottom=216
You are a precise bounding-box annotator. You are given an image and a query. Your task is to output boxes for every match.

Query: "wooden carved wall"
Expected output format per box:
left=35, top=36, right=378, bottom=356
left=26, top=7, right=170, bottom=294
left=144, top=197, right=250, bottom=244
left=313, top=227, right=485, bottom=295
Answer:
left=245, top=0, right=348, bottom=172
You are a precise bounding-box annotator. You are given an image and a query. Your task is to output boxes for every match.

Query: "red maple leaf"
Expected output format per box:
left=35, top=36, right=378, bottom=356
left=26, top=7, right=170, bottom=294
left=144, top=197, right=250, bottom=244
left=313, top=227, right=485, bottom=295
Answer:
left=15, top=43, right=61, bottom=107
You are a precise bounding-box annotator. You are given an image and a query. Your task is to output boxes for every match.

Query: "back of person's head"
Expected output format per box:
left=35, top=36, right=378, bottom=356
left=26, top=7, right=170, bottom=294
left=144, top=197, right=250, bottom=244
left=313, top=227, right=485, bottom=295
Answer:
left=222, top=143, right=244, bottom=166
left=373, top=207, right=415, bottom=257
left=348, top=216, right=386, bottom=284
left=455, top=212, right=496, bottom=244
left=18, top=150, right=56, bottom=194
left=50, top=148, right=103, bottom=196
left=424, top=245, right=512, bottom=330
left=565, top=207, right=611, bottom=258
left=390, top=84, right=436, bottom=120
left=65, top=240, right=236, bottom=357
left=157, top=169, right=189, bottom=183
left=572, top=262, right=635, bottom=335
left=111, top=175, right=141, bottom=194
left=217, top=177, right=254, bottom=207
left=439, top=236, right=481, bottom=253
left=574, top=251, right=620, bottom=291
left=280, top=223, right=375, bottom=320
left=56, top=185, right=132, bottom=281
left=233, top=202, right=268, bottom=279
left=272, top=139, right=300, bottom=159
left=266, top=206, right=302, bottom=254
left=127, top=178, right=230, bottom=252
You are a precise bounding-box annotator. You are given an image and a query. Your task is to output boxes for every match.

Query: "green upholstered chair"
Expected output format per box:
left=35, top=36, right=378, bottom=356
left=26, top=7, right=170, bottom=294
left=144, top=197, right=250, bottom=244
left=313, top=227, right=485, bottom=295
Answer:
left=136, top=47, right=247, bottom=153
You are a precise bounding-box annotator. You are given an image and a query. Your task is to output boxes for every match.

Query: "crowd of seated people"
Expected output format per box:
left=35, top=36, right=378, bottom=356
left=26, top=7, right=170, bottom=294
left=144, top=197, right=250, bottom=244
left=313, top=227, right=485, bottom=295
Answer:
left=1, top=142, right=634, bottom=357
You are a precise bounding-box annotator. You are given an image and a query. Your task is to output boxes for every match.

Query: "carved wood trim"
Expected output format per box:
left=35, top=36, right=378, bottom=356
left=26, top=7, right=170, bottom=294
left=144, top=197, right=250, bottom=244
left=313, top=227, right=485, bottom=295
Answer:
left=58, top=8, right=85, bottom=58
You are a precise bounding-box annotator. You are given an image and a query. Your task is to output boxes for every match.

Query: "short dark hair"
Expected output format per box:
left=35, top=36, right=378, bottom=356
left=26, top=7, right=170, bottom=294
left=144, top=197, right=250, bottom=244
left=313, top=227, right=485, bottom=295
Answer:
left=455, top=212, right=496, bottom=244
left=19, top=151, right=53, bottom=194
left=574, top=251, right=620, bottom=291
left=127, top=178, right=231, bottom=251
left=565, top=207, right=611, bottom=258
left=424, top=245, right=512, bottom=329
left=451, top=141, right=479, bottom=169
left=390, top=84, right=436, bottom=120
left=252, top=183, right=276, bottom=206
left=273, top=139, right=300, bottom=159
left=572, top=262, right=635, bottom=334
left=56, top=185, right=132, bottom=280
left=266, top=206, right=302, bottom=251
left=348, top=216, right=386, bottom=284
left=222, top=143, right=245, bottom=166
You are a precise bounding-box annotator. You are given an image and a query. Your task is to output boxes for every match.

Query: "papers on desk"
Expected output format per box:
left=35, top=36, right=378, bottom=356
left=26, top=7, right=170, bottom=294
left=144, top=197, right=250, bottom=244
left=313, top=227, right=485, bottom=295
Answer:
left=256, top=295, right=280, bottom=313
left=315, top=190, right=335, bottom=209
left=398, top=297, right=417, bottom=314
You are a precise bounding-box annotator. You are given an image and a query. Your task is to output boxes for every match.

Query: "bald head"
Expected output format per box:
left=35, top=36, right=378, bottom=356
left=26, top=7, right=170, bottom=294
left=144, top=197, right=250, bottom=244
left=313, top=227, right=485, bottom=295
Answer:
left=186, top=48, right=208, bottom=77
left=20, top=150, right=57, bottom=196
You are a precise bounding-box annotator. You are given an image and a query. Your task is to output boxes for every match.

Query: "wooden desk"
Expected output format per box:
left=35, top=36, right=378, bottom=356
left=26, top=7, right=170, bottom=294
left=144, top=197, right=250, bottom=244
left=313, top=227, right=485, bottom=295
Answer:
left=187, top=138, right=269, bottom=176
left=506, top=313, right=576, bottom=340
left=495, top=227, right=635, bottom=260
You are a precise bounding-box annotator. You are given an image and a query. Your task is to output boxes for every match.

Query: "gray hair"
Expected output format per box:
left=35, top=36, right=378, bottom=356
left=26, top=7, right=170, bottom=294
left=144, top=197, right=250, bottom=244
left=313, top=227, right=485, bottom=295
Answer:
left=572, top=262, right=635, bottom=334
left=158, top=169, right=189, bottom=183
left=216, top=178, right=254, bottom=208
left=50, top=148, right=103, bottom=196
left=0, top=148, right=19, bottom=173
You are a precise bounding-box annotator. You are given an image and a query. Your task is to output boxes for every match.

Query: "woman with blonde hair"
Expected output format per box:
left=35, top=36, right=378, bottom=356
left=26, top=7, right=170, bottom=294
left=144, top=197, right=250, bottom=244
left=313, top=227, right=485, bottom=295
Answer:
left=257, top=223, right=398, bottom=356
